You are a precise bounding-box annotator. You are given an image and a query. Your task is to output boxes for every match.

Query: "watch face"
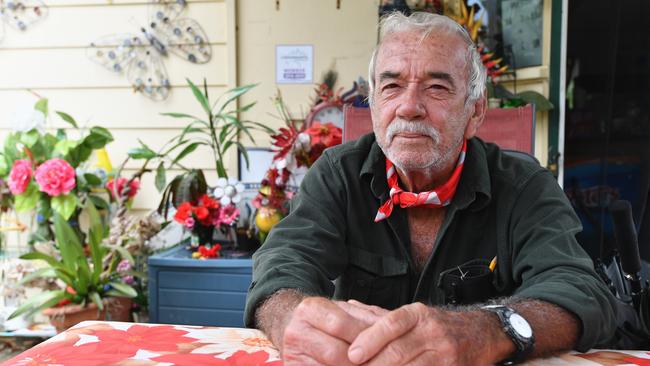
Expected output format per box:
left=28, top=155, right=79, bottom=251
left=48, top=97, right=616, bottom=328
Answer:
left=509, top=313, right=533, bottom=338
left=312, top=106, right=344, bottom=129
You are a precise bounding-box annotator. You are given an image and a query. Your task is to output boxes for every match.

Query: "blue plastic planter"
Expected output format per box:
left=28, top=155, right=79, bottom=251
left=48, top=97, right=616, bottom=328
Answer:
left=148, top=245, right=252, bottom=327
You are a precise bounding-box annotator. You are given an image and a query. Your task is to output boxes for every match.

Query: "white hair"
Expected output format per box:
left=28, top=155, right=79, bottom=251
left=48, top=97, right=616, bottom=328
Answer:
left=367, top=12, right=486, bottom=106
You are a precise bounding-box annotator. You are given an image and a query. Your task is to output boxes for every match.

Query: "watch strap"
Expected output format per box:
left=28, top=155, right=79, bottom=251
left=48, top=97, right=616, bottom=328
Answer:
left=481, top=305, right=534, bottom=365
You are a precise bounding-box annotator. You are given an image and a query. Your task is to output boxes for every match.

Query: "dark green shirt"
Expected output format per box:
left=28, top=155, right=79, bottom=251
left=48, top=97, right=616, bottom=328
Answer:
left=245, top=134, right=617, bottom=351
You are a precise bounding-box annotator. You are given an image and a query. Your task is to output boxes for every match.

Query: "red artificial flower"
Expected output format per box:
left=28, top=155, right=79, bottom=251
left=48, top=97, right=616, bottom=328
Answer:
left=106, top=177, right=140, bottom=200
left=271, top=126, right=300, bottom=161
left=174, top=202, right=193, bottom=223
left=201, top=194, right=220, bottom=210
left=194, top=206, right=210, bottom=221
left=306, top=122, right=342, bottom=148
left=198, top=244, right=222, bottom=259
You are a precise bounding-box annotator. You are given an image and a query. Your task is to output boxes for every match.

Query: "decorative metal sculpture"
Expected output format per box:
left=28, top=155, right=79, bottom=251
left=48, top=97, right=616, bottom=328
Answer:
left=87, top=0, right=212, bottom=101
left=0, top=0, right=48, bottom=42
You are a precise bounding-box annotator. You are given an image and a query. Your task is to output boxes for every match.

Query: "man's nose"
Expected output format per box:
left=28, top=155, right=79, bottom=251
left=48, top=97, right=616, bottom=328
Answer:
left=395, top=84, right=425, bottom=120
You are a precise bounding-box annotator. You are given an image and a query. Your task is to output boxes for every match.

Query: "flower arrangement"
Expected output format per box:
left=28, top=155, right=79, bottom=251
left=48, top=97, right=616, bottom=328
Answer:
left=124, top=79, right=272, bottom=258
left=173, top=193, right=237, bottom=259
left=0, top=97, right=117, bottom=244
left=252, top=90, right=343, bottom=241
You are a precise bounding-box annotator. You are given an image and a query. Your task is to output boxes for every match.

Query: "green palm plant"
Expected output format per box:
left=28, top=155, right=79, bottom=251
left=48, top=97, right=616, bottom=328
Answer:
left=8, top=200, right=137, bottom=320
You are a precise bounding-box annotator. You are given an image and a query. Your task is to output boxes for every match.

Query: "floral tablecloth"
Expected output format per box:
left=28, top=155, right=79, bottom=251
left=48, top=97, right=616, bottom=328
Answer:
left=1, top=321, right=281, bottom=366
left=2, top=320, right=649, bottom=366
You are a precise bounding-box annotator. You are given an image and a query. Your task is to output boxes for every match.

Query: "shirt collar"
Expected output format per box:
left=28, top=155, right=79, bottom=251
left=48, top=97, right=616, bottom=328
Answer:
left=360, top=136, right=491, bottom=211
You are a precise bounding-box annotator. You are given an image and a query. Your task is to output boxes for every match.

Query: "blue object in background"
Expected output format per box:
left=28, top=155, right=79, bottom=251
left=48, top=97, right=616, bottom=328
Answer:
left=148, top=245, right=252, bottom=327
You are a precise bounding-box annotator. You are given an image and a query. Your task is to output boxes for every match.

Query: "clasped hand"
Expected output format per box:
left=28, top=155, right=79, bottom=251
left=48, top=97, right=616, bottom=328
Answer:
left=280, top=297, right=490, bottom=366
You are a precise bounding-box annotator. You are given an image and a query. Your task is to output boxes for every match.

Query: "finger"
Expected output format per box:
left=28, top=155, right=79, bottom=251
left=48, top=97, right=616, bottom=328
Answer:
left=335, top=301, right=382, bottom=325
left=348, top=303, right=422, bottom=364
left=346, top=300, right=389, bottom=317
left=362, top=329, right=429, bottom=366
left=296, top=297, right=369, bottom=344
left=283, top=324, right=357, bottom=366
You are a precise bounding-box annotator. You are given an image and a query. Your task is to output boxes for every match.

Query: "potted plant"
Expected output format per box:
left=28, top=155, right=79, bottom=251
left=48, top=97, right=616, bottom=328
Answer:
left=128, top=79, right=274, bottom=256
left=8, top=200, right=138, bottom=332
left=0, top=97, right=114, bottom=245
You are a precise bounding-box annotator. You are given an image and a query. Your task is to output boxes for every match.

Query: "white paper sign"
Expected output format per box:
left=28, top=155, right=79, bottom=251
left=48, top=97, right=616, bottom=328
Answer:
left=276, top=45, right=313, bottom=84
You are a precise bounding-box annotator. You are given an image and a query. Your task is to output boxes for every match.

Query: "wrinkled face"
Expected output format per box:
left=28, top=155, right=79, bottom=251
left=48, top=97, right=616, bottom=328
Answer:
left=371, top=31, right=481, bottom=172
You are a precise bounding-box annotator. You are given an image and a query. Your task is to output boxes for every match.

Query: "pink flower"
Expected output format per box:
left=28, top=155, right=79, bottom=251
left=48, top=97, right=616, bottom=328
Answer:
left=215, top=205, right=240, bottom=226
left=106, top=177, right=140, bottom=199
left=8, top=159, right=33, bottom=195
left=185, top=217, right=196, bottom=229
left=34, top=158, right=76, bottom=196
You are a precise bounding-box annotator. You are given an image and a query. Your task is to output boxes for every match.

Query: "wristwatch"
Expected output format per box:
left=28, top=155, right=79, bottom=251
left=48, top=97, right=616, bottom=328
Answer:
left=481, top=305, right=535, bottom=365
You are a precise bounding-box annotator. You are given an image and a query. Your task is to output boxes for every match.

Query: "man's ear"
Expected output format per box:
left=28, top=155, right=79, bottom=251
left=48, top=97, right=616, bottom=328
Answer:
left=464, top=95, right=487, bottom=139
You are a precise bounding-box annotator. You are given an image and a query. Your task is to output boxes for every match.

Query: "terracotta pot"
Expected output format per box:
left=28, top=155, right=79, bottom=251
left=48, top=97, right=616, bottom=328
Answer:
left=43, top=297, right=132, bottom=333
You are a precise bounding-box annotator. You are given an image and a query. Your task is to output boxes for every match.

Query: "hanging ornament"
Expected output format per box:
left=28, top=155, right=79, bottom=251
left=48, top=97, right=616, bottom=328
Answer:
left=0, top=0, right=48, bottom=42
left=87, top=0, right=212, bottom=101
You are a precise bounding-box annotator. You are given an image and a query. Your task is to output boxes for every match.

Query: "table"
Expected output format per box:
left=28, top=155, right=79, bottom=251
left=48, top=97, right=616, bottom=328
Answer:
left=1, top=321, right=649, bottom=365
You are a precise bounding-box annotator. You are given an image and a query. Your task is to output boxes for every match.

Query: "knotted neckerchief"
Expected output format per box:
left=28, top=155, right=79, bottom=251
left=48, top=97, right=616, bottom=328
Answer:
left=374, top=139, right=467, bottom=222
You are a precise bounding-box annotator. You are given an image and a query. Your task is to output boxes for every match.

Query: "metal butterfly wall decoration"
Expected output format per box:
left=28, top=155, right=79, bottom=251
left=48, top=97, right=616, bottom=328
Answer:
left=0, top=0, right=48, bottom=42
left=87, top=0, right=211, bottom=101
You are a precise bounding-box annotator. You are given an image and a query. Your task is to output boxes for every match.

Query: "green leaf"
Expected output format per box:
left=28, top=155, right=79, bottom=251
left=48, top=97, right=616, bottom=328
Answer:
left=18, top=267, right=56, bottom=285
left=89, top=291, right=104, bottom=311
left=89, top=195, right=110, bottom=210
left=34, top=98, right=49, bottom=115
left=187, top=78, right=212, bottom=116
left=236, top=101, right=257, bottom=113
left=83, top=127, right=114, bottom=149
left=515, top=91, right=554, bottom=112
left=171, top=142, right=200, bottom=166
left=160, top=112, right=202, bottom=120
left=75, top=256, right=92, bottom=295
left=107, top=282, right=137, bottom=298
left=155, top=163, right=166, bottom=193
left=53, top=213, right=84, bottom=269
left=244, top=120, right=276, bottom=134
left=56, top=128, right=67, bottom=140
left=8, top=290, right=66, bottom=320
left=51, top=194, right=77, bottom=220
left=239, top=145, right=250, bottom=169
left=216, top=83, right=258, bottom=115
left=128, top=140, right=157, bottom=160
left=56, top=111, right=78, bottom=128
left=103, top=244, right=135, bottom=265
left=0, top=155, right=8, bottom=176
left=20, top=130, right=40, bottom=148
left=84, top=173, right=102, bottom=186
left=86, top=200, right=104, bottom=284
left=20, top=251, right=60, bottom=268
left=54, top=139, right=78, bottom=156
left=15, top=183, right=40, bottom=212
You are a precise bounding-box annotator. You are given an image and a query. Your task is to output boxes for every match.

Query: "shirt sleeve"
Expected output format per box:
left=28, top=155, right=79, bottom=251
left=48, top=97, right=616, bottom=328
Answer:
left=244, top=151, right=349, bottom=328
left=506, top=169, right=618, bottom=351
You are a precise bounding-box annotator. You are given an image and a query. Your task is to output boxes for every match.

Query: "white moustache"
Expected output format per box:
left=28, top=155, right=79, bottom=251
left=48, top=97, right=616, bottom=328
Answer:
left=386, top=118, right=440, bottom=144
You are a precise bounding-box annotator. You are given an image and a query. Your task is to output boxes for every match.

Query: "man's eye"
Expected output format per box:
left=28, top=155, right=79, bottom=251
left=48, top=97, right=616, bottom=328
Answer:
left=382, top=83, right=399, bottom=91
left=428, top=84, right=447, bottom=90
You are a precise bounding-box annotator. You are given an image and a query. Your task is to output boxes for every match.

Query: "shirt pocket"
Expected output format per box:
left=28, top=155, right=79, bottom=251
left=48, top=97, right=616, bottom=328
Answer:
left=335, top=246, right=409, bottom=310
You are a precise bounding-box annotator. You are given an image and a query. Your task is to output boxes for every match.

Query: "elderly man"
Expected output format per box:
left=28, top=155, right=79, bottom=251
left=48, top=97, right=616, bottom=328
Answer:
left=245, top=12, right=617, bottom=366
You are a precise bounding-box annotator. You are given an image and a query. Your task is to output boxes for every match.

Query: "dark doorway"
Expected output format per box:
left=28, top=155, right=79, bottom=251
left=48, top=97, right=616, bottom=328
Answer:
left=563, top=1, right=650, bottom=262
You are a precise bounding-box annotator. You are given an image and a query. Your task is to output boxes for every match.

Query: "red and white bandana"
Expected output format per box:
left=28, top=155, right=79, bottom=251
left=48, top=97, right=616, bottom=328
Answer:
left=374, top=139, right=467, bottom=222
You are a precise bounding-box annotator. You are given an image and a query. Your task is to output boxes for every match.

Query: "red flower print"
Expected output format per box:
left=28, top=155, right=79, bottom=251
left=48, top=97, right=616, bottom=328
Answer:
left=4, top=338, right=126, bottom=366
left=91, top=324, right=194, bottom=354
left=225, top=350, right=283, bottom=366
left=152, top=353, right=230, bottom=366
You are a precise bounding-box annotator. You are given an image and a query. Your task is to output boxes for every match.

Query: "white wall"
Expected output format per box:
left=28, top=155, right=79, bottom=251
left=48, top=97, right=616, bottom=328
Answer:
left=0, top=0, right=235, bottom=213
